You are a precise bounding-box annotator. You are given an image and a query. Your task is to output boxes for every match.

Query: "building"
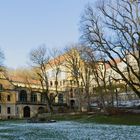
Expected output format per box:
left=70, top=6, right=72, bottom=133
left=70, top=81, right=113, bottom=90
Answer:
left=0, top=75, right=47, bottom=119
left=0, top=49, right=139, bottom=119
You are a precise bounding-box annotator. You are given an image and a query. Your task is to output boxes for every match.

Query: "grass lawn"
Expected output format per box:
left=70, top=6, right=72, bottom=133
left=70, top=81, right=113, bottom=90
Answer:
left=49, top=113, right=140, bottom=126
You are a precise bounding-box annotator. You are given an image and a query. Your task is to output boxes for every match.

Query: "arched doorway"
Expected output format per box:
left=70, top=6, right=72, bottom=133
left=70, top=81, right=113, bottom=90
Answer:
left=23, top=106, right=30, bottom=118
left=70, top=100, right=75, bottom=109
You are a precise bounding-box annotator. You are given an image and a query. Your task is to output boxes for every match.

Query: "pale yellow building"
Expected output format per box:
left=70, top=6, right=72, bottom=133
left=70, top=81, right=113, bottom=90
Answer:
left=0, top=75, right=47, bottom=119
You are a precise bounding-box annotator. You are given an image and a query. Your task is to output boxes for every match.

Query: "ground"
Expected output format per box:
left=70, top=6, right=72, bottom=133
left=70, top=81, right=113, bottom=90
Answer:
left=0, top=114, right=140, bottom=140
left=0, top=120, right=140, bottom=140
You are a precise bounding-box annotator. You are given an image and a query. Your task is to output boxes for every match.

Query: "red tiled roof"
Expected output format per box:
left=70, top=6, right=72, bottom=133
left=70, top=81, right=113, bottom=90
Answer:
left=9, top=75, right=40, bottom=85
left=105, top=58, right=121, bottom=69
left=47, top=53, right=68, bottom=68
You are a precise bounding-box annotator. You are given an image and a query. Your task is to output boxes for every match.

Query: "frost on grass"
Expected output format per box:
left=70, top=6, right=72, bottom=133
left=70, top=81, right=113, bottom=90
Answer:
left=0, top=121, right=139, bottom=140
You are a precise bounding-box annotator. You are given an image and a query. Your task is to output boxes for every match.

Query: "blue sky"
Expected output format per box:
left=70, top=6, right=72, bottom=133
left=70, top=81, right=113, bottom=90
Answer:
left=0, top=0, right=95, bottom=69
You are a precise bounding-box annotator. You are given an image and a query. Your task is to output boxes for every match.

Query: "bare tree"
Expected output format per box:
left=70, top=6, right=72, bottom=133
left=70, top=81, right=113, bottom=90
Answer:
left=80, top=45, right=126, bottom=110
left=80, top=59, right=93, bottom=111
left=48, top=48, right=63, bottom=103
left=80, top=47, right=107, bottom=108
left=29, top=45, right=53, bottom=113
left=63, top=44, right=96, bottom=111
left=63, top=45, right=82, bottom=111
left=81, top=0, right=140, bottom=97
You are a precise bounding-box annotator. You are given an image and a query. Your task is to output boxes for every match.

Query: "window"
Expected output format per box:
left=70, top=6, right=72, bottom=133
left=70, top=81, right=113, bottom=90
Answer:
left=61, top=72, right=66, bottom=78
left=77, top=81, right=79, bottom=85
left=16, top=107, right=18, bottom=114
left=63, top=80, right=65, bottom=86
left=74, top=89, right=77, bottom=93
left=70, top=92, right=74, bottom=98
left=49, top=93, right=54, bottom=102
left=19, top=90, right=27, bottom=102
left=0, top=105, right=1, bottom=113
left=70, top=100, right=75, bottom=109
left=7, top=95, right=11, bottom=101
left=58, top=71, right=61, bottom=78
left=58, top=94, right=63, bottom=104
left=55, top=81, right=58, bottom=86
left=41, top=94, right=46, bottom=103
left=31, top=93, right=37, bottom=102
left=7, top=107, right=11, bottom=114
left=102, top=65, right=104, bottom=70
left=50, top=81, right=53, bottom=86
left=70, top=88, right=73, bottom=92
left=51, top=70, right=55, bottom=77
left=70, top=80, right=72, bottom=85
left=60, top=81, right=62, bottom=86
left=70, top=88, right=74, bottom=98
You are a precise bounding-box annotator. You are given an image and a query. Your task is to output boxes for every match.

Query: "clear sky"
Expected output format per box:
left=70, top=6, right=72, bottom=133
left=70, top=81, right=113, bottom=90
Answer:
left=0, top=0, right=95, bottom=69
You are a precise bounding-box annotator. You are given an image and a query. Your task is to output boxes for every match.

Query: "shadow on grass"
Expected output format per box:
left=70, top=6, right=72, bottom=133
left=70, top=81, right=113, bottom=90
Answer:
left=49, top=113, right=140, bottom=126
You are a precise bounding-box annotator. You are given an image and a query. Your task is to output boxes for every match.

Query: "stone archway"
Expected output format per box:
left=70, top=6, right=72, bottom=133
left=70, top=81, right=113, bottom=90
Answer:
left=70, top=100, right=75, bottom=109
left=23, top=106, right=30, bottom=118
